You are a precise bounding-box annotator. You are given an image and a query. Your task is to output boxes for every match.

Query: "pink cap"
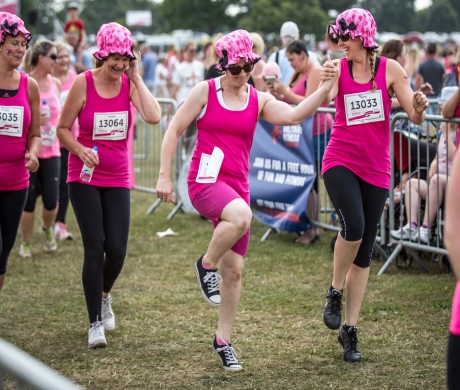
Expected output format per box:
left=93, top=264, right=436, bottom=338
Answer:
left=93, top=22, right=135, bottom=61
left=0, top=12, right=31, bottom=47
left=262, top=62, right=281, bottom=79
left=215, top=29, right=260, bottom=70
left=335, top=8, right=378, bottom=51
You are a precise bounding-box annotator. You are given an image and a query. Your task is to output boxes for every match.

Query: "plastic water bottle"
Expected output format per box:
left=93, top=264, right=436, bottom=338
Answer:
left=80, top=146, right=98, bottom=183
left=41, top=100, right=51, bottom=133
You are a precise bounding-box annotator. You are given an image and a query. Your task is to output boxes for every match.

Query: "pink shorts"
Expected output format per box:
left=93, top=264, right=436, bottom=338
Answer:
left=451, top=281, right=460, bottom=335
left=191, top=181, right=250, bottom=257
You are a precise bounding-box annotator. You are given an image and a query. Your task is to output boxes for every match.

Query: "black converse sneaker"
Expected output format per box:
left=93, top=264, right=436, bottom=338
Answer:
left=194, top=255, right=222, bottom=307
left=212, top=336, right=242, bottom=371
left=338, top=324, right=362, bottom=362
left=323, top=285, right=343, bottom=329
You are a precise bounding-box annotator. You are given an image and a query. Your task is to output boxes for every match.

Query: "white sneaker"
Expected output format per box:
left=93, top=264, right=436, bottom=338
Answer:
left=54, top=221, right=73, bottom=241
left=42, top=226, right=57, bottom=251
left=88, top=321, right=107, bottom=348
left=390, top=223, right=418, bottom=240
left=418, top=226, right=430, bottom=244
left=101, top=295, right=115, bottom=331
left=19, top=242, right=32, bottom=258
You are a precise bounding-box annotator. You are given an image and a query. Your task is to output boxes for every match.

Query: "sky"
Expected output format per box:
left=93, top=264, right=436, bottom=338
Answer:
left=415, top=0, right=432, bottom=11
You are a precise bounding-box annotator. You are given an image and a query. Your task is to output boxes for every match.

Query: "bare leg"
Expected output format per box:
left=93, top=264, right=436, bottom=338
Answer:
left=0, top=274, right=5, bottom=292
left=406, top=178, right=427, bottom=222
left=203, top=198, right=252, bottom=268
left=331, top=234, right=362, bottom=290
left=217, top=250, right=243, bottom=340
left=424, top=174, right=447, bottom=226
left=344, top=264, right=370, bottom=326
left=296, top=190, right=319, bottom=244
left=19, top=211, right=35, bottom=243
left=42, top=207, right=57, bottom=230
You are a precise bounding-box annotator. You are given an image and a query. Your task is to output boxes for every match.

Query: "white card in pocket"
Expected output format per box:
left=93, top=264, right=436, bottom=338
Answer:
left=196, top=146, right=224, bottom=183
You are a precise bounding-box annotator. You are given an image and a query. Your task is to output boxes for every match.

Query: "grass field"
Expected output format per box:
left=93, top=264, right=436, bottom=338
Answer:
left=0, top=190, right=454, bottom=389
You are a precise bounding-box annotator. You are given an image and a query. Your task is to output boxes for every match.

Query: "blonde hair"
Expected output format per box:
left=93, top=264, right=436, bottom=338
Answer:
left=250, top=32, right=265, bottom=57
left=23, top=39, right=54, bottom=73
left=368, top=49, right=377, bottom=92
left=405, top=48, right=421, bottom=78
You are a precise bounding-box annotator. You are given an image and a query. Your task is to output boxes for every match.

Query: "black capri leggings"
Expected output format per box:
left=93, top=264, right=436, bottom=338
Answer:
left=0, top=189, right=28, bottom=275
left=69, top=182, right=130, bottom=324
left=24, top=157, right=60, bottom=212
left=448, top=333, right=460, bottom=389
left=323, top=166, right=388, bottom=268
left=56, top=148, right=70, bottom=223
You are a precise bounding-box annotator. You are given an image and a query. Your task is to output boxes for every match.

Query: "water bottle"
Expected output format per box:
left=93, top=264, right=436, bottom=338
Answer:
left=41, top=100, right=51, bottom=133
left=80, top=146, right=98, bottom=183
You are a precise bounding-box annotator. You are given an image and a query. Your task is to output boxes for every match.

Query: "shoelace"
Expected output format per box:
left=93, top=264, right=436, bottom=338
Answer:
left=217, top=344, right=238, bottom=365
left=91, top=322, right=104, bottom=338
left=347, top=327, right=358, bottom=351
left=328, top=291, right=342, bottom=313
left=203, top=271, right=222, bottom=293
left=102, top=297, right=113, bottom=318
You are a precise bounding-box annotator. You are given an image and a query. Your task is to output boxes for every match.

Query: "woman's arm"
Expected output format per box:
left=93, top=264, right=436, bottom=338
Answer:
left=442, top=86, right=460, bottom=119
left=25, top=77, right=42, bottom=172
left=389, top=59, right=428, bottom=125
left=156, top=81, right=209, bottom=202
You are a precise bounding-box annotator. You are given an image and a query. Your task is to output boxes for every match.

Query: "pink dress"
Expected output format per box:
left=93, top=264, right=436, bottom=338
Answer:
left=0, top=72, right=32, bottom=191
left=322, top=57, right=392, bottom=189
left=67, top=71, right=132, bottom=188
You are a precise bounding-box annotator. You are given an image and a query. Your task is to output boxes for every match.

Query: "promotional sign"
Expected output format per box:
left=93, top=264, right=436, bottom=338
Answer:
left=249, top=117, right=315, bottom=233
left=0, top=0, right=17, bottom=14
left=126, top=10, right=152, bottom=27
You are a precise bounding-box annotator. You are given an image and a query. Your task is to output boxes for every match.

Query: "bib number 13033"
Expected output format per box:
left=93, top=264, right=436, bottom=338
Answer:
left=93, top=111, right=128, bottom=140
left=344, top=90, right=385, bottom=126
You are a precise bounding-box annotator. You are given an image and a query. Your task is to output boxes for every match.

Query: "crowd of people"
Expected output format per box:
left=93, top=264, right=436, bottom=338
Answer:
left=1, top=5, right=460, bottom=384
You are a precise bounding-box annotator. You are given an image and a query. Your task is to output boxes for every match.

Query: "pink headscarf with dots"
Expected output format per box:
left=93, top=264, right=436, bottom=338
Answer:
left=215, top=29, right=260, bottom=70
left=0, top=12, right=31, bottom=47
left=335, top=8, right=378, bottom=51
left=93, top=22, right=135, bottom=61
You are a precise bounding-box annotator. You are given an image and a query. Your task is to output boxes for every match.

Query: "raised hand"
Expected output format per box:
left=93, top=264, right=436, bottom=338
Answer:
left=412, top=90, right=429, bottom=114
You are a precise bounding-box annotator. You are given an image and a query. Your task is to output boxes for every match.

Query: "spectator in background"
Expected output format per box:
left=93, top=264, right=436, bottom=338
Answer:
left=63, top=2, right=86, bottom=67
left=172, top=42, right=204, bottom=152
left=140, top=44, right=157, bottom=94
left=405, top=47, right=421, bottom=90
left=154, top=54, right=170, bottom=98
left=250, top=32, right=267, bottom=91
left=268, top=21, right=319, bottom=86
left=64, top=31, right=93, bottom=73
left=202, top=41, right=215, bottom=78
left=204, top=33, right=224, bottom=80
left=415, top=43, right=445, bottom=114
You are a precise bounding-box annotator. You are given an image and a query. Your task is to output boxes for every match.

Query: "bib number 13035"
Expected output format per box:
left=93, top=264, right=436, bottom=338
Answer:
left=344, top=90, right=385, bottom=126
left=0, top=106, right=23, bottom=137
left=93, top=111, right=128, bottom=140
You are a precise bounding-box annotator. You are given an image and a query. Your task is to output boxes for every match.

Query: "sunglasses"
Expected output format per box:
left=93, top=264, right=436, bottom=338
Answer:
left=45, top=53, right=58, bottom=61
left=327, top=25, right=351, bottom=42
left=227, top=62, right=254, bottom=75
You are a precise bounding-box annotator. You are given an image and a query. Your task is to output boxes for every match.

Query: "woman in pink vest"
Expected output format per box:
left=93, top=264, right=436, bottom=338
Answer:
left=156, top=29, right=339, bottom=371
left=53, top=42, right=78, bottom=241
left=57, top=22, right=161, bottom=349
left=19, top=39, right=61, bottom=257
left=0, top=13, right=41, bottom=292
left=321, top=9, right=428, bottom=362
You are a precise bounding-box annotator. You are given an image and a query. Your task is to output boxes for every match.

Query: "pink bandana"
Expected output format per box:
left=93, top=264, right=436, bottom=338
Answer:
left=335, top=8, right=378, bottom=51
left=0, top=12, right=31, bottom=47
left=215, top=29, right=260, bottom=70
left=93, top=22, right=135, bottom=61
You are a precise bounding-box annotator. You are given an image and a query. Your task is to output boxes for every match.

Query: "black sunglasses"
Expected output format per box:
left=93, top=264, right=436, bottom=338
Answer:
left=227, top=62, right=254, bottom=75
left=45, top=53, right=58, bottom=61
left=327, top=25, right=351, bottom=42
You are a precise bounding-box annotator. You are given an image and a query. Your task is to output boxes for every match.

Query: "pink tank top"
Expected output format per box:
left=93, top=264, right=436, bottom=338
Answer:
left=322, top=57, right=392, bottom=189
left=455, top=104, right=460, bottom=148
left=187, top=78, right=259, bottom=202
left=0, top=72, right=32, bottom=191
left=283, top=71, right=332, bottom=136
left=67, top=70, right=132, bottom=188
left=39, top=74, right=61, bottom=159
left=60, top=69, right=78, bottom=140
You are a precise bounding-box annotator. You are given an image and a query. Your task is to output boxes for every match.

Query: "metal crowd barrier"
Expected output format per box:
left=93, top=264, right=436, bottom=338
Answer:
left=0, top=338, right=82, bottom=390
left=133, top=98, right=184, bottom=219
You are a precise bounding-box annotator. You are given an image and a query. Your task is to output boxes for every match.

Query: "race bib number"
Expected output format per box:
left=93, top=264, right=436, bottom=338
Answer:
left=40, top=125, right=57, bottom=146
left=344, top=90, right=385, bottom=126
left=0, top=106, right=23, bottom=137
left=93, top=112, right=128, bottom=141
left=60, top=90, right=69, bottom=107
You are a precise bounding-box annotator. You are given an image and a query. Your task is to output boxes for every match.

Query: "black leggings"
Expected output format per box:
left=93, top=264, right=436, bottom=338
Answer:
left=448, top=333, right=460, bottom=389
left=24, top=157, right=60, bottom=212
left=323, top=166, right=387, bottom=268
left=56, top=148, right=70, bottom=223
left=69, top=182, right=130, bottom=324
left=0, top=189, right=28, bottom=275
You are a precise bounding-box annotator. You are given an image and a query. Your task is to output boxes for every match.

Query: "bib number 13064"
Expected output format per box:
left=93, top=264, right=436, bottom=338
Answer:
left=344, top=90, right=385, bottom=126
left=93, top=112, right=128, bottom=140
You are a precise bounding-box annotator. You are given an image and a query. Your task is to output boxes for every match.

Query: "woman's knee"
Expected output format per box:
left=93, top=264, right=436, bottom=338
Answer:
left=223, top=200, right=252, bottom=233
left=339, top=213, right=364, bottom=242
